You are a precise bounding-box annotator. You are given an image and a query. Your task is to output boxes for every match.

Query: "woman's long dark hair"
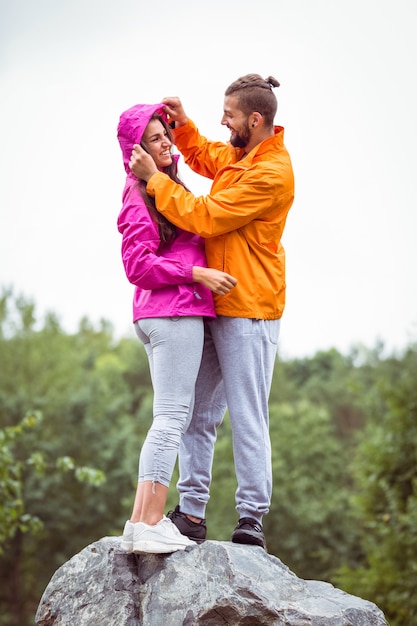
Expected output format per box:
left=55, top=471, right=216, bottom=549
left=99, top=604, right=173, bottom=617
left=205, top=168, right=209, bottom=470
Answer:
left=139, top=113, right=189, bottom=245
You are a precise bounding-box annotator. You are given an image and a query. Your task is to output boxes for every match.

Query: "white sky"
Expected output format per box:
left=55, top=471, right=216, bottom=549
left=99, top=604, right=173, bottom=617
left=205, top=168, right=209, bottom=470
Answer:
left=1, top=0, right=416, bottom=358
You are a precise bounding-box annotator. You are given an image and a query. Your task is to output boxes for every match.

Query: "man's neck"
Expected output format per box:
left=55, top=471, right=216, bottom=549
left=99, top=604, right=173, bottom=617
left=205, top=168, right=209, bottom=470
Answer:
left=245, top=128, right=275, bottom=155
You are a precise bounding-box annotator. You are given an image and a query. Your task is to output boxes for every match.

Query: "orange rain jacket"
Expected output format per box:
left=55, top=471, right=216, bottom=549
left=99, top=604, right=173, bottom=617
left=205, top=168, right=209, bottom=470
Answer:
left=146, top=119, right=295, bottom=320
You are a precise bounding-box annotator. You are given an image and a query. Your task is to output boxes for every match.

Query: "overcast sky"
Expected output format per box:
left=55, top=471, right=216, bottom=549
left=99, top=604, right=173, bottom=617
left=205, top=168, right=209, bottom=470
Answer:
left=1, top=0, right=416, bottom=359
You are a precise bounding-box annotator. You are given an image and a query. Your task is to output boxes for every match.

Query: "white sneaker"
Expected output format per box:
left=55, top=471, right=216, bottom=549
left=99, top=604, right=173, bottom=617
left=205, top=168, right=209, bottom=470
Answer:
left=133, top=516, right=197, bottom=554
left=121, top=520, right=144, bottom=552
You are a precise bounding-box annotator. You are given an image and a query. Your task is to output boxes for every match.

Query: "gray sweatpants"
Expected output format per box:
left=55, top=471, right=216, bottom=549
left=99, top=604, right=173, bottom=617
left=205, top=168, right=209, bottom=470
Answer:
left=177, top=315, right=280, bottom=524
left=134, top=316, right=204, bottom=488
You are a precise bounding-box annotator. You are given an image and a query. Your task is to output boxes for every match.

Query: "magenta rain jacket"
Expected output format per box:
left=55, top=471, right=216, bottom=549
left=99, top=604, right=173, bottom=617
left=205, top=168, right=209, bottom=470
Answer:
left=117, top=103, right=216, bottom=322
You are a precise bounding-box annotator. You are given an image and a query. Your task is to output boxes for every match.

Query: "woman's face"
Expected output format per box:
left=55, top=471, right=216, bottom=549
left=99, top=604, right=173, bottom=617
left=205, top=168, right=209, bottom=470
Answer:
left=141, top=119, right=173, bottom=169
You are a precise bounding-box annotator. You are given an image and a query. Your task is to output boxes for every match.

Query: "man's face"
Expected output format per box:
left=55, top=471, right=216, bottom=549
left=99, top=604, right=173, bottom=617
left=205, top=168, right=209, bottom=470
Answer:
left=221, top=95, right=251, bottom=148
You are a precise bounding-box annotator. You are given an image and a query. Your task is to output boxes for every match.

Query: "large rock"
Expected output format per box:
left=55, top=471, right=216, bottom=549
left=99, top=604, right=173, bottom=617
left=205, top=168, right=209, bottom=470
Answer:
left=36, top=537, right=388, bottom=625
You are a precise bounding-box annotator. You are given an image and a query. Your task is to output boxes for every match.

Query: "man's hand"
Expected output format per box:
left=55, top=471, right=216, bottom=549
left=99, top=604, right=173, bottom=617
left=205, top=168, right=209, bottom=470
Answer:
left=192, top=267, right=237, bottom=296
left=129, top=145, right=158, bottom=182
left=162, top=97, right=188, bottom=127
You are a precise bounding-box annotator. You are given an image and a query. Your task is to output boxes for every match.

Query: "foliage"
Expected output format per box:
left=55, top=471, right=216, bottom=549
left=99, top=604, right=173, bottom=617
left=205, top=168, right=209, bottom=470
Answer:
left=205, top=414, right=239, bottom=539
left=335, top=345, right=417, bottom=626
left=0, top=411, right=44, bottom=552
left=0, top=286, right=416, bottom=626
left=0, top=288, right=152, bottom=626
left=272, top=347, right=367, bottom=435
left=265, top=400, right=359, bottom=580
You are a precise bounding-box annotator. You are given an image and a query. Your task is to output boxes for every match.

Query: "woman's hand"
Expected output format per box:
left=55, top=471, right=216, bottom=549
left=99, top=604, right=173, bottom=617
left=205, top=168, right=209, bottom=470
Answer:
left=192, top=267, right=237, bottom=295
left=129, top=145, right=158, bottom=181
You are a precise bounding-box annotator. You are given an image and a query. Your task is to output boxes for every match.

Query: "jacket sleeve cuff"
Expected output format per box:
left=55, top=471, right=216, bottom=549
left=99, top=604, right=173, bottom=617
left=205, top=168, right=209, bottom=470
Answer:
left=185, top=265, right=194, bottom=282
left=172, top=118, right=195, bottom=140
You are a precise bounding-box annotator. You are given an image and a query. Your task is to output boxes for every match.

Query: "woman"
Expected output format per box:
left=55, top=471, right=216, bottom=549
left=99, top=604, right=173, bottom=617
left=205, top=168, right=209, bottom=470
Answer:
left=117, top=103, right=236, bottom=554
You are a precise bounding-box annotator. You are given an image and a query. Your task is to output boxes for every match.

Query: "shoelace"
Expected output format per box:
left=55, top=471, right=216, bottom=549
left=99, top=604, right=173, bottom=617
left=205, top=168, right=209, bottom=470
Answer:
left=161, top=517, right=183, bottom=536
left=237, top=518, right=263, bottom=532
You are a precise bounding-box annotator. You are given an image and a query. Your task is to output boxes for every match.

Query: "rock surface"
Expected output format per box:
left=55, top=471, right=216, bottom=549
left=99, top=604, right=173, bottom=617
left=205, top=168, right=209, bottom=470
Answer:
left=36, top=537, right=388, bottom=625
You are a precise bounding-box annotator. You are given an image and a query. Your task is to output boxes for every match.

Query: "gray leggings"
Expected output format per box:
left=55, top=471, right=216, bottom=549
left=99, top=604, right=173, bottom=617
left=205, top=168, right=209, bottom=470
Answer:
left=134, top=316, right=204, bottom=487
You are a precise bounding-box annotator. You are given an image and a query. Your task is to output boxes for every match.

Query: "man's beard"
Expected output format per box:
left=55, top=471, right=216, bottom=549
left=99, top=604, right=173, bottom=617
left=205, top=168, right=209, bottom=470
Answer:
left=230, top=121, right=251, bottom=148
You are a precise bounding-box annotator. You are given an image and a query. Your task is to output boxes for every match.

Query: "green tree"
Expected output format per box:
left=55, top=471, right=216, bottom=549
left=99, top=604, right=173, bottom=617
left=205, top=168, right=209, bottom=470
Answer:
left=265, top=399, right=358, bottom=580
left=204, top=414, right=239, bottom=540
left=170, top=348, right=367, bottom=578
left=335, top=345, right=417, bottom=626
left=0, top=289, right=152, bottom=625
left=0, top=412, right=44, bottom=551
left=2, top=286, right=415, bottom=625
left=272, top=347, right=366, bottom=435
left=0, top=411, right=105, bottom=626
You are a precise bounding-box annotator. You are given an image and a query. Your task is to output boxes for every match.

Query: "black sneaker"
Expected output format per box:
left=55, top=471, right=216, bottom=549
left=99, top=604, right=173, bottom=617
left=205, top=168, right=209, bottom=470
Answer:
left=167, top=505, right=207, bottom=544
left=231, top=517, right=266, bottom=549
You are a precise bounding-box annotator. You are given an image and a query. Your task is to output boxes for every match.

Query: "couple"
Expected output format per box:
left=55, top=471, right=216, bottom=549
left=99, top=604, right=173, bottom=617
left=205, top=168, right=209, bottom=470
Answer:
left=117, top=73, right=294, bottom=555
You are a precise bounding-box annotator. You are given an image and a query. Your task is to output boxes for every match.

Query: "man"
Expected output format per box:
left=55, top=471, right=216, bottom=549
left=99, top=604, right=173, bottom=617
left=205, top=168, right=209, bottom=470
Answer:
left=129, top=74, right=294, bottom=549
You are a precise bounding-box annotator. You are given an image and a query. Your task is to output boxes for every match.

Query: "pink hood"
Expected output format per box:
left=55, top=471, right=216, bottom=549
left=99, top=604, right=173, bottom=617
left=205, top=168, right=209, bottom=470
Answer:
left=117, top=103, right=168, bottom=174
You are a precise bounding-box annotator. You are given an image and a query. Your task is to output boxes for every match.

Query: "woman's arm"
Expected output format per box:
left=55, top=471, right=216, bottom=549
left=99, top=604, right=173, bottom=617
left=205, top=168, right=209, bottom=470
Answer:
left=117, top=182, right=194, bottom=290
